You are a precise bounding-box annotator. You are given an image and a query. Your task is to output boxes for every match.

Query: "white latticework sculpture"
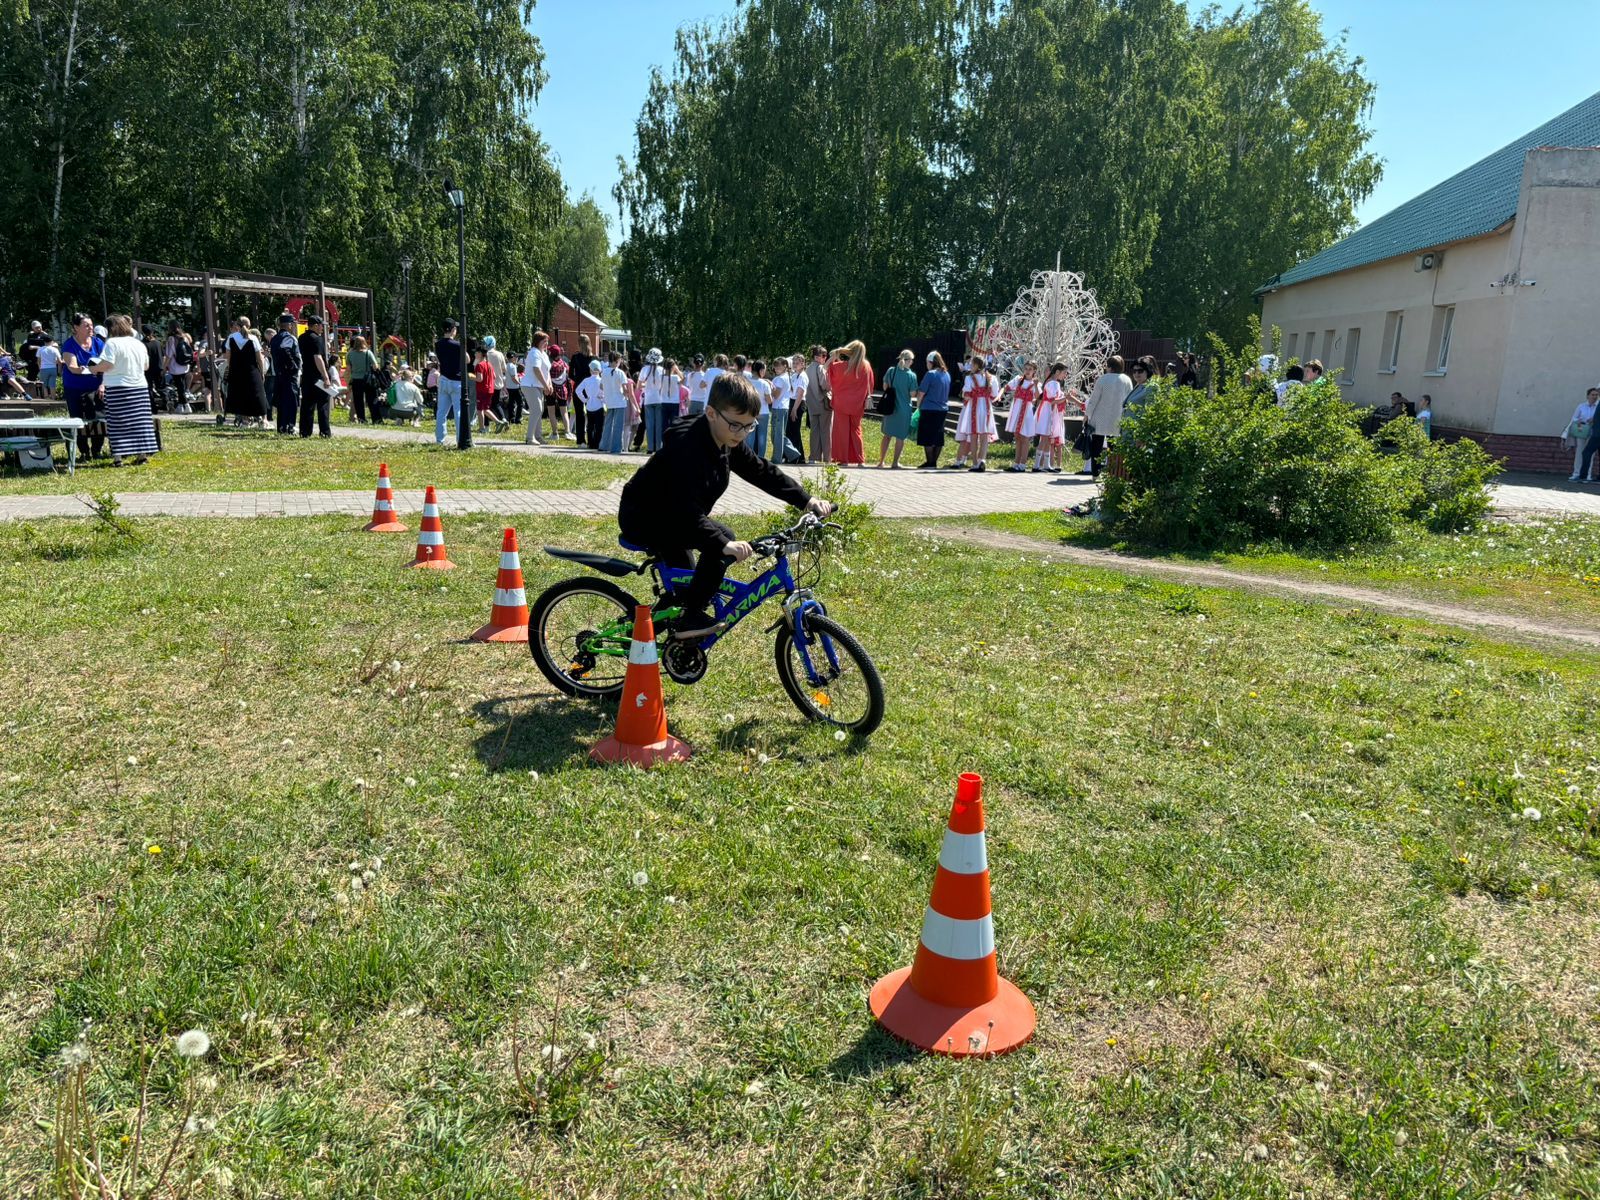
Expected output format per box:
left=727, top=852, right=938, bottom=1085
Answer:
left=986, top=261, right=1118, bottom=384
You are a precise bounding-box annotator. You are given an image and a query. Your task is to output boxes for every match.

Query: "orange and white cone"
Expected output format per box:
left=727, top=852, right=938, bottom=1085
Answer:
left=363, top=462, right=407, bottom=532
left=406, top=486, right=456, bottom=570
left=869, top=772, right=1035, bottom=1056
left=590, top=605, right=692, bottom=767
left=471, top=528, right=530, bottom=642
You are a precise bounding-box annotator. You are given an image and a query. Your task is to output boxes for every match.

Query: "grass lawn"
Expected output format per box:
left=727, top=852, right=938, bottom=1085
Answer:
left=971, top=509, right=1600, bottom=624
left=0, top=422, right=629, bottom=495
left=2, top=513, right=1598, bottom=1196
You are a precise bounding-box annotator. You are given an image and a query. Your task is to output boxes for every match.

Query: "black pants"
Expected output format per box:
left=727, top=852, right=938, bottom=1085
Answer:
left=299, top=381, right=331, bottom=437
left=627, top=518, right=734, bottom=620
left=275, top=376, right=300, bottom=433
left=1582, top=432, right=1600, bottom=479
left=585, top=409, right=603, bottom=450
left=573, top=402, right=588, bottom=444
left=350, top=377, right=380, bottom=423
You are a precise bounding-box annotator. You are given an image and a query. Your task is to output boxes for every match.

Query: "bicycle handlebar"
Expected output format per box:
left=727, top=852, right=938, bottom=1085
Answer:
left=749, top=512, right=837, bottom=559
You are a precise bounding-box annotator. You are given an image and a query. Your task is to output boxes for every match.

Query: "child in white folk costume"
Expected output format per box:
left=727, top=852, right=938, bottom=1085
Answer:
left=1002, top=361, right=1043, bottom=472
left=1033, top=362, right=1071, bottom=473
left=954, top=354, right=1000, bottom=472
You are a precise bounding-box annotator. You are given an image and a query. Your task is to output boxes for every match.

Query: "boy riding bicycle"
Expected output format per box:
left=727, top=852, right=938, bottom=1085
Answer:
left=619, top=372, right=834, bottom=640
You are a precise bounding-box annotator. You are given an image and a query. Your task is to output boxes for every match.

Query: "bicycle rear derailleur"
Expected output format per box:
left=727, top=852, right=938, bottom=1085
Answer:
left=662, top=639, right=708, bottom=684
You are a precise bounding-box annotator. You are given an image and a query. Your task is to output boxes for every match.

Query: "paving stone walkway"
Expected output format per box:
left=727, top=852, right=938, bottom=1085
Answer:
left=1, top=415, right=1596, bottom=520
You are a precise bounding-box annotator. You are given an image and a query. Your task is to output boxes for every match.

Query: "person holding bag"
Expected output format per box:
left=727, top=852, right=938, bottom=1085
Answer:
left=877, top=349, right=915, bottom=468
left=1567, top=387, right=1600, bottom=482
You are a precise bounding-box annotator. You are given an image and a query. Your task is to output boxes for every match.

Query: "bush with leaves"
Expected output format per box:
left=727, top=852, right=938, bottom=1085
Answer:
left=1103, top=360, right=1500, bottom=551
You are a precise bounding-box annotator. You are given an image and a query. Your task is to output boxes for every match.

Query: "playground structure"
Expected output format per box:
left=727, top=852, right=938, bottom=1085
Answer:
left=129, top=261, right=377, bottom=362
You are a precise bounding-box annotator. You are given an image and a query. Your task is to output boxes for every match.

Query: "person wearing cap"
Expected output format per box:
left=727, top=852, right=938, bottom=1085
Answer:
left=575, top=358, right=604, bottom=449
left=521, top=330, right=551, bottom=445
left=639, top=346, right=677, bottom=454
left=482, top=335, right=510, bottom=428
left=298, top=312, right=333, bottom=437
left=22, top=319, right=50, bottom=380
left=270, top=312, right=302, bottom=434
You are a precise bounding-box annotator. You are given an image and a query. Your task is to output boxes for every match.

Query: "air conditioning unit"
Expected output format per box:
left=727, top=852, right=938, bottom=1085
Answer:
left=1414, top=252, right=1440, bottom=272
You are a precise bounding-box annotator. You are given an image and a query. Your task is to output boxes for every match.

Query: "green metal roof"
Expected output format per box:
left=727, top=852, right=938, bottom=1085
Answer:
left=1259, top=89, right=1600, bottom=293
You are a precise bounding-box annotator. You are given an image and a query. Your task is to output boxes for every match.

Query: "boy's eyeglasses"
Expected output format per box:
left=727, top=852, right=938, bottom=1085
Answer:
left=712, top=407, right=758, bottom=435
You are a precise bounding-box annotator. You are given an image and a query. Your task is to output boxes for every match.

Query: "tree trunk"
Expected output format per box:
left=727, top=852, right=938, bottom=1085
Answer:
left=43, top=0, right=82, bottom=316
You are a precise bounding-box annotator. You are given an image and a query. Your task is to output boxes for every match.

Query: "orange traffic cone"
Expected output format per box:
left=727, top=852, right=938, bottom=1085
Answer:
left=590, top=605, right=692, bottom=767
left=363, top=462, right=407, bottom=532
left=406, top=486, right=456, bottom=570
left=869, top=772, right=1035, bottom=1057
left=471, top=528, right=530, bottom=642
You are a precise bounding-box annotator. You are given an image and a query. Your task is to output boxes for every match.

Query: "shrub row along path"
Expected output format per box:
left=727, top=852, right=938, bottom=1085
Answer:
left=929, top=523, right=1600, bottom=649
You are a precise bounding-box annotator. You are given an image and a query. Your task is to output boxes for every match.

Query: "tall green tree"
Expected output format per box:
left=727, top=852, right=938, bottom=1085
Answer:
left=0, top=0, right=564, bottom=347
left=546, top=195, right=619, bottom=323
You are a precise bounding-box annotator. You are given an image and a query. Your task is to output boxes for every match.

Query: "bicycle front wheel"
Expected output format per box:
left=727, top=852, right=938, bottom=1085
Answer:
left=773, top=614, right=885, bottom=737
left=529, top=577, right=640, bottom=700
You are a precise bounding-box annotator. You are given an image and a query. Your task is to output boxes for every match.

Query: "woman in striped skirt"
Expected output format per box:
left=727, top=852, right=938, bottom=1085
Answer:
left=86, top=314, right=160, bottom=465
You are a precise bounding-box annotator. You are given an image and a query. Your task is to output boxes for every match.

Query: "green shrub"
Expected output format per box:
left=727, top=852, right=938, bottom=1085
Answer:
left=1103, top=338, right=1501, bottom=551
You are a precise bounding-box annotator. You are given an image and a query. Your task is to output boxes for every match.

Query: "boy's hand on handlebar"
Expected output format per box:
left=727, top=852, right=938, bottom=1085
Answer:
left=806, top=498, right=835, bottom=518
left=723, top=540, right=754, bottom=562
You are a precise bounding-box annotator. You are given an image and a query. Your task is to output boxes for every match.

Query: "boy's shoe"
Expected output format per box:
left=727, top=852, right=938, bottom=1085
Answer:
left=969, top=462, right=986, bottom=473
left=669, top=609, right=721, bottom=642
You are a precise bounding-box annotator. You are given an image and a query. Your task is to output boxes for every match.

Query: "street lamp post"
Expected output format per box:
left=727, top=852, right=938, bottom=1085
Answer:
left=399, top=255, right=413, bottom=367
left=98, top=266, right=108, bottom=320
left=444, top=176, right=470, bottom=449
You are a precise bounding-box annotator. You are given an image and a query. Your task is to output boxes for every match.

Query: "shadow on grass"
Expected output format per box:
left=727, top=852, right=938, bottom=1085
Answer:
left=470, top=693, right=611, bottom=774
left=826, top=1024, right=922, bottom=1079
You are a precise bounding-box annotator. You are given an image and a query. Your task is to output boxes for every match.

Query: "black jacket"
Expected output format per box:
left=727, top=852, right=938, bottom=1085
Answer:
left=619, top=414, right=810, bottom=548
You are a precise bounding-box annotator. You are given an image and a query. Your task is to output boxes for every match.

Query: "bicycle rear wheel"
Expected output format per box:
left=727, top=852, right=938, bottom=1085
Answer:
left=529, top=577, right=639, bottom=699
left=773, top=614, right=885, bottom=737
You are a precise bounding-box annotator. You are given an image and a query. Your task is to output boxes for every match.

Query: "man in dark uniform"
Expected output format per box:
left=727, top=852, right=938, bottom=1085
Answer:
left=618, top=372, right=833, bottom=639
left=297, top=312, right=332, bottom=438
left=270, top=312, right=303, bottom=434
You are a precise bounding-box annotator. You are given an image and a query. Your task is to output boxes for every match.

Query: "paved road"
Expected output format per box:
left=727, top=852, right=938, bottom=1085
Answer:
left=1, top=416, right=1595, bottom=520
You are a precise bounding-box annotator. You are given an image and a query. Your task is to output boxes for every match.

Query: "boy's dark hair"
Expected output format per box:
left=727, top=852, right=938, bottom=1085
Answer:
left=1107, top=355, right=1125, bottom=373
left=441, top=318, right=458, bottom=333
left=1286, top=365, right=1305, bottom=382
left=708, top=371, right=760, bottom=417
left=733, top=354, right=747, bottom=370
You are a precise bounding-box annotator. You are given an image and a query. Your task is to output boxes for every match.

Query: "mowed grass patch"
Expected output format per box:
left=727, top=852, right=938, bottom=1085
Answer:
left=0, top=515, right=1598, bottom=1196
left=0, top=420, right=629, bottom=495
left=972, top=508, right=1600, bottom=624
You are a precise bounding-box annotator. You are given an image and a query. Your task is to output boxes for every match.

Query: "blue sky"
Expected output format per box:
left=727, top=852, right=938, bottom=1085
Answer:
left=529, top=0, right=1600, bottom=247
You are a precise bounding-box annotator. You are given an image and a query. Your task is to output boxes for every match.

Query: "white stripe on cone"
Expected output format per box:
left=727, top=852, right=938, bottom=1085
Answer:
left=628, top=639, right=659, bottom=665
left=938, top=829, right=988, bottom=875
left=417, top=531, right=443, bottom=546
left=499, top=551, right=521, bottom=569
left=422, top=504, right=440, bottom=518
left=377, top=476, right=392, bottom=487
left=919, top=909, right=995, bottom=961
left=374, top=500, right=394, bottom=512
left=493, top=588, right=527, bottom=607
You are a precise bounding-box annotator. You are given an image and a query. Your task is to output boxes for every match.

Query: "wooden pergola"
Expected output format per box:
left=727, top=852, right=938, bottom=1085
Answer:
left=129, top=261, right=376, bottom=352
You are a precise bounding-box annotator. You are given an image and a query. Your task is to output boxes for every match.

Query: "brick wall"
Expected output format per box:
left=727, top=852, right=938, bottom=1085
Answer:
left=1433, top=425, right=1575, bottom=474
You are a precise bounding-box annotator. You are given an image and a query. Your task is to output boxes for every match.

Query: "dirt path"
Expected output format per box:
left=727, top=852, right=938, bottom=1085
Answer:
left=928, top=524, right=1600, bottom=650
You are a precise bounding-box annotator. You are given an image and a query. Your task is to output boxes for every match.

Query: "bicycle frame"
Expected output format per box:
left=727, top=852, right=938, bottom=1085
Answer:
left=578, top=548, right=843, bottom=687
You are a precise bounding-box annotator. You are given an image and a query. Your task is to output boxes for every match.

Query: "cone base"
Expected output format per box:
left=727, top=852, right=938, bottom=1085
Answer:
left=471, top=622, right=530, bottom=643
left=406, top=557, right=457, bottom=570
left=868, top=966, right=1035, bottom=1057
left=589, top=733, right=693, bottom=767
left=364, top=519, right=408, bottom=532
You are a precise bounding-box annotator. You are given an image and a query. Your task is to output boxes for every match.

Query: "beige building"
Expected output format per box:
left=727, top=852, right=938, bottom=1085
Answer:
left=1256, top=91, right=1600, bottom=473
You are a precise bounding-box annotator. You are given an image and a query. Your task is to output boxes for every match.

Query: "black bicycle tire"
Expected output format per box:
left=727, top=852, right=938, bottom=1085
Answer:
left=773, top=613, right=885, bottom=737
left=528, top=576, right=640, bottom=700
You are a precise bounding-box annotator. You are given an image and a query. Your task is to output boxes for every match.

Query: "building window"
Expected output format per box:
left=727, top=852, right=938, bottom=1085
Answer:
left=1306, top=332, right=1317, bottom=361
left=1285, top=332, right=1298, bottom=359
left=1322, top=330, right=1336, bottom=361
left=1380, top=310, right=1404, bottom=373
left=1425, top=305, right=1455, bottom=375
left=1343, top=328, right=1360, bottom=379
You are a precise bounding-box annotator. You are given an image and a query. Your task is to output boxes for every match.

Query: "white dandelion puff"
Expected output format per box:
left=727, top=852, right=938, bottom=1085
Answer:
left=58, top=1042, right=91, bottom=1069
left=581, top=1032, right=598, bottom=1051
left=353, top=778, right=367, bottom=790
left=834, top=729, right=847, bottom=742
left=967, top=1030, right=989, bottom=1053
left=1523, top=806, right=1543, bottom=821
left=631, top=871, right=649, bottom=889
left=744, top=1078, right=766, bottom=1095
left=183, top=1115, right=216, bottom=1136
left=540, top=1044, right=565, bottom=1065
left=404, top=776, right=418, bottom=788
left=757, top=753, right=770, bottom=766
left=350, top=876, right=365, bottom=894
left=126, top=756, right=139, bottom=767
left=368, top=857, right=384, bottom=872
left=335, top=891, right=351, bottom=907
left=361, top=870, right=375, bottom=885
left=175, top=1029, right=211, bottom=1059
left=348, top=860, right=363, bottom=872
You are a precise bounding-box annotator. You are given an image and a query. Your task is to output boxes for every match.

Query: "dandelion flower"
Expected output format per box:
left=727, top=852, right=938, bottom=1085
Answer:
left=540, top=1044, right=565, bottom=1065
left=631, top=870, right=649, bottom=889
left=361, top=870, right=375, bottom=885
left=528, top=770, right=540, bottom=782
left=183, top=1115, right=216, bottom=1136
left=404, top=776, right=418, bottom=788
left=353, top=778, right=367, bottom=790
left=350, top=876, right=365, bottom=894
left=581, top=1032, right=598, bottom=1051
left=369, top=857, right=383, bottom=872
left=175, top=1029, right=211, bottom=1059
left=757, top=753, right=770, bottom=766
left=147, top=844, right=162, bottom=856
left=1523, top=806, right=1543, bottom=821
left=58, top=1042, right=91, bottom=1069
left=967, top=1030, right=989, bottom=1053
left=281, top=738, right=295, bottom=748
left=335, top=892, right=350, bottom=907
left=349, top=860, right=363, bottom=872
left=744, top=1078, right=766, bottom=1095
left=834, top=729, right=847, bottom=742
left=126, top=755, right=139, bottom=766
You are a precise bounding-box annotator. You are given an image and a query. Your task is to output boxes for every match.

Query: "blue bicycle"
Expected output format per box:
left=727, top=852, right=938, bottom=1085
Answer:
left=530, top=514, right=885, bottom=736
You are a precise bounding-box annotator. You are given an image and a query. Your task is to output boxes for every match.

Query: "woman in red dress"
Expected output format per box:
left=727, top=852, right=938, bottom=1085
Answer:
left=826, top=340, right=873, bottom=466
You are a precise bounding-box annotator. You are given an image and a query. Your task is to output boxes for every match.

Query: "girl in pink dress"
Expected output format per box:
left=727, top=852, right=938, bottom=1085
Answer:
left=1003, top=361, right=1042, bottom=472
left=1033, top=362, right=1070, bottom=473
left=955, top=354, right=1000, bottom=472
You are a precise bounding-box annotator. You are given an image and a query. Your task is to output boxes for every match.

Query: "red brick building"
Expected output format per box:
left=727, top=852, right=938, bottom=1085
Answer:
left=549, top=293, right=610, bottom=355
